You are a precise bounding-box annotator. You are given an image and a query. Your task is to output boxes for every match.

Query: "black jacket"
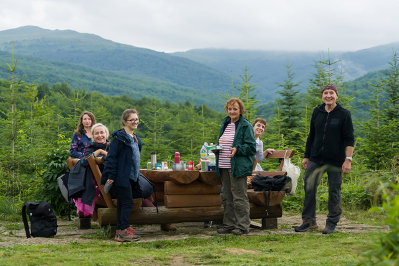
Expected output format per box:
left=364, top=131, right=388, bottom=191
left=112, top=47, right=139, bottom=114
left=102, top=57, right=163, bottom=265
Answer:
left=304, top=103, right=354, bottom=167
left=101, top=129, right=142, bottom=187
left=68, top=162, right=95, bottom=206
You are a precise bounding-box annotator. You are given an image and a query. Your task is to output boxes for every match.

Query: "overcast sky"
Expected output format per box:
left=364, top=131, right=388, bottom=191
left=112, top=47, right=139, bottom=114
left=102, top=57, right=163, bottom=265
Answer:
left=0, top=0, right=397, bottom=53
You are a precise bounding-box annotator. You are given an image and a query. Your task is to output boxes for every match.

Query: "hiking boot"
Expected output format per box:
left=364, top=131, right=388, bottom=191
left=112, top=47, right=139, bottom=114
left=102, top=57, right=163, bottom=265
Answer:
left=161, top=224, right=177, bottom=232
left=118, top=227, right=140, bottom=242
left=204, top=221, right=213, bottom=228
left=232, top=229, right=249, bottom=236
left=217, top=228, right=233, bottom=234
left=216, top=224, right=224, bottom=229
left=294, top=218, right=318, bottom=232
left=114, top=229, right=121, bottom=241
left=322, top=224, right=336, bottom=234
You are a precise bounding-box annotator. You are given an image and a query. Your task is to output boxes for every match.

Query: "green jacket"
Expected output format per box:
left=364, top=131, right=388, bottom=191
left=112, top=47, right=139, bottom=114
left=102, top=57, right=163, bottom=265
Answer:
left=216, top=115, right=256, bottom=178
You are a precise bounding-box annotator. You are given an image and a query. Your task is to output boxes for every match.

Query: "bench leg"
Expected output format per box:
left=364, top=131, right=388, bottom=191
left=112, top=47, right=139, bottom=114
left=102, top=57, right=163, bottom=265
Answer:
left=262, top=218, right=278, bottom=229
left=103, top=225, right=118, bottom=238
left=78, top=217, right=92, bottom=229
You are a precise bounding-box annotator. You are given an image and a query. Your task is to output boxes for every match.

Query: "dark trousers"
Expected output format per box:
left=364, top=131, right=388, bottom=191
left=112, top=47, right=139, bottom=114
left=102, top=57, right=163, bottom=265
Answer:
left=115, top=180, right=134, bottom=230
left=302, top=161, right=342, bottom=226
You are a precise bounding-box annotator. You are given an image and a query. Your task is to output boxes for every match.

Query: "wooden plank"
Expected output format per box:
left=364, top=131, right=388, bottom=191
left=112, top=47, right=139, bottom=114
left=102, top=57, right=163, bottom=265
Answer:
left=198, top=171, right=222, bottom=186
left=139, top=169, right=172, bottom=183
left=88, top=155, right=116, bottom=208
left=152, top=191, right=164, bottom=202
left=164, top=181, right=221, bottom=195
left=164, top=194, right=221, bottom=208
left=251, top=171, right=287, bottom=177
left=152, top=182, right=164, bottom=192
left=168, top=170, right=199, bottom=184
left=66, top=157, right=79, bottom=170
left=265, top=149, right=294, bottom=159
left=247, top=189, right=286, bottom=206
left=97, top=203, right=283, bottom=226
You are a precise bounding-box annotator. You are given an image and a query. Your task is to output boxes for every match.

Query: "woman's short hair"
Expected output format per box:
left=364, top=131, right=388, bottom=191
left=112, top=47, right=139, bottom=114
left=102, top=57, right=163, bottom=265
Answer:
left=224, top=98, right=245, bottom=115
left=252, top=118, right=267, bottom=127
left=121, top=109, right=139, bottom=126
left=91, top=123, right=109, bottom=140
left=75, top=111, right=96, bottom=137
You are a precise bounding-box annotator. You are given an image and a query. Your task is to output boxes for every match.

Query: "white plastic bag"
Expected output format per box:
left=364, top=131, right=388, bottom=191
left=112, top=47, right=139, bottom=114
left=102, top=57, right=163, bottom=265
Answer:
left=282, top=150, right=301, bottom=196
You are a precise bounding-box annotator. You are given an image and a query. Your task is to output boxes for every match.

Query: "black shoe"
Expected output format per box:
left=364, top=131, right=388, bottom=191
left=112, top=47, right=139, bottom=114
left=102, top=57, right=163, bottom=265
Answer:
left=294, top=218, right=318, bottom=232
left=217, top=228, right=233, bottom=234
left=232, top=229, right=249, bottom=236
left=204, top=221, right=212, bottom=228
left=216, top=224, right=224, bottom=229
left=322, top=224, right=336, bottom=234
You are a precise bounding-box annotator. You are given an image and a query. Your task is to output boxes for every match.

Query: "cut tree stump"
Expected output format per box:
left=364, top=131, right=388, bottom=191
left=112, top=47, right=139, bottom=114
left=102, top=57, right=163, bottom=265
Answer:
left=164, top=180, right=221, bottom=195
left=164, top=194, right=222, bottom=208
left=97, top=203, right=282, bottom=226
left=247, top=189, right=286, bottom=206
left=198, top=171, right=222, bottom=185
left=168, top=170, right=199, bottom=184
left=139, top=169, right=172, bottom=183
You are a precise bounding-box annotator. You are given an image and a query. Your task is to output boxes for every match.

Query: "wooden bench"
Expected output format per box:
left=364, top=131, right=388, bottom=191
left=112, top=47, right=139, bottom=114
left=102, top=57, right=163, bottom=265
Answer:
left=65, top=148, right=294, bottom=235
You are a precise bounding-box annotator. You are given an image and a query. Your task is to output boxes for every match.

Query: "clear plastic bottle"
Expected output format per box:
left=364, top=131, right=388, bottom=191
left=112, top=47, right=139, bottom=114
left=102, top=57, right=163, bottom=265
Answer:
left=200, top=144, right=208, bottom=160
left=208, top=151, right=216, bottom=166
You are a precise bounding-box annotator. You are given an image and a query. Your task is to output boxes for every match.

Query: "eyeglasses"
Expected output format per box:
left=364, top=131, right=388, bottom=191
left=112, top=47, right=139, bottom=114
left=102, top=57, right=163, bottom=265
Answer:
left=126, top=118, right=139, bottom=123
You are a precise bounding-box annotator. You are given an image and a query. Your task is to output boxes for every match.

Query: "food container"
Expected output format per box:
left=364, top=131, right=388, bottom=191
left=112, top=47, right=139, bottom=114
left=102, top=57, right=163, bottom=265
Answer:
left=206, top=145, right=223, bottom=152
left=171, top=163, right=184, bottom=171
left=161, top=162, right=168, bottom=170
left=207, top=165, right=216, bottom=172
left=201, top=160, right=208, bottom=171
left=147, top=162, right=152, bottom=170
left=188, top=161, right=194, bottom=170
left=174, top=152, right=180, bottom=164
left=155, top=163, right=162, bottom=170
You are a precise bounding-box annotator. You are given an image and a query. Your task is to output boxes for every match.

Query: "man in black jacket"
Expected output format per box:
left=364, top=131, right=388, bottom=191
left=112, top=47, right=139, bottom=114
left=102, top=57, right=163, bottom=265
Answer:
left=295, top=84, right=354, bottom=234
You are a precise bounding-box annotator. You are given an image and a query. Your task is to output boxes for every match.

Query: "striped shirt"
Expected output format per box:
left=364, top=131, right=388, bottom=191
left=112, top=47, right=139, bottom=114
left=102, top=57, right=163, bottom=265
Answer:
left=218, top=123, right=235, bottom=168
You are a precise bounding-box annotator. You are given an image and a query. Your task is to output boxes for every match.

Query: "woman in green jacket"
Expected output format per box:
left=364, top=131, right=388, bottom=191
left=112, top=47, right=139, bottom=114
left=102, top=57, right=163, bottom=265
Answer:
left=215, top=98, right=256, bottom=235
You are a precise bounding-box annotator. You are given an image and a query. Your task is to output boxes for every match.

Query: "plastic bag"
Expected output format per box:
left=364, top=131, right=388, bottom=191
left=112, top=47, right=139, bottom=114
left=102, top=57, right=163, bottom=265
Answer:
left=282, top=150, right=301, bottom=196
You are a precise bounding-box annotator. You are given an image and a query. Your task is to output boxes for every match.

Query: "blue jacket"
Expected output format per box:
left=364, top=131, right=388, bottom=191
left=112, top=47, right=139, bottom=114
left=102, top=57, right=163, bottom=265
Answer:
left=69, top=129, right=91, bottom=159
left=101, top=129, right=142, bottom=188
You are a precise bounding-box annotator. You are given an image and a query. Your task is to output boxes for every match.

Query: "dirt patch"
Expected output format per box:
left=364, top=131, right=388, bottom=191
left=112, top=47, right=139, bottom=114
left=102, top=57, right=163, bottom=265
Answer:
left=0, top=215, right=388, bottom=248
left=223, top=248, right=261, bottom=254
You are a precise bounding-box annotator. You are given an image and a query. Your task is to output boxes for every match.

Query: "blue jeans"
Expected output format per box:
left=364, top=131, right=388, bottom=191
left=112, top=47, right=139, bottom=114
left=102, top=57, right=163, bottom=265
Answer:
left=302, top=161, right=342, bottom=226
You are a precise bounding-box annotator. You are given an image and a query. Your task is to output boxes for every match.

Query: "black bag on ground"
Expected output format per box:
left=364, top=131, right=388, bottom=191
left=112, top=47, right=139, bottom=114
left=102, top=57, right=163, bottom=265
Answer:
left=251, top=175, right=292, bottom=216
left=22, top=201, right=58, bottom=238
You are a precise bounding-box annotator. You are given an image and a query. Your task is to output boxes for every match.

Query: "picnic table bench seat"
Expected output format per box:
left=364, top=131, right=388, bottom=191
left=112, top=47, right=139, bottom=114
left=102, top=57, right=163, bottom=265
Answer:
left=65, top=148, right=294, bottom=235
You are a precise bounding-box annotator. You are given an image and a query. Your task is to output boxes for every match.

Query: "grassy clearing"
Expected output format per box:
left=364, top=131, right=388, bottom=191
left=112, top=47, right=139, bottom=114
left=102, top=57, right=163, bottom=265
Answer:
left=0, top=232, right=378, bottom=265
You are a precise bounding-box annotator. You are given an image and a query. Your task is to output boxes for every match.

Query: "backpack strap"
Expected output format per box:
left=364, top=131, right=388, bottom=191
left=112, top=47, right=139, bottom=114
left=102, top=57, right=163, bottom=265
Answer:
left=22, top=202, right=38, bottom=238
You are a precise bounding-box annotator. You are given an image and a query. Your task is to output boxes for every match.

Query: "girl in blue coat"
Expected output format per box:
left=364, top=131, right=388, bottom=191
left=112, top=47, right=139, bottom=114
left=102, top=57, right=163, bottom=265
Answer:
left=101, top=109, right=141, bottom=242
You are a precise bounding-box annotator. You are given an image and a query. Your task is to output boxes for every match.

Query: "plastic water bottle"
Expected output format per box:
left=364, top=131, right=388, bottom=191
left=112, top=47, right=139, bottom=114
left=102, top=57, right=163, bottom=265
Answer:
left=208, top=151, right=216, bottom=166
left=200, top=144, right=208, bottom=160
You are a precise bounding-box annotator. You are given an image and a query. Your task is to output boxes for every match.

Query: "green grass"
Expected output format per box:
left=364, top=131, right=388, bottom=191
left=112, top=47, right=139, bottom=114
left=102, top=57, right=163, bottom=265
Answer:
left=0, top=232, right=378, bottom=265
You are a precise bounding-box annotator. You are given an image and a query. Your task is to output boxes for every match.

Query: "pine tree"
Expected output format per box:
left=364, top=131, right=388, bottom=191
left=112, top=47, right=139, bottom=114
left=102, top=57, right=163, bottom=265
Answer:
left=275, top=63, right=302, bottom=147
left=235, top=65, right=261, bottom=121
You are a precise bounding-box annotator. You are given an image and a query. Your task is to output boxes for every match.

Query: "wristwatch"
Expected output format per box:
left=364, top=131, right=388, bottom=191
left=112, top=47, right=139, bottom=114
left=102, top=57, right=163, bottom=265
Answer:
left=345, top=157, right=352, bottom=161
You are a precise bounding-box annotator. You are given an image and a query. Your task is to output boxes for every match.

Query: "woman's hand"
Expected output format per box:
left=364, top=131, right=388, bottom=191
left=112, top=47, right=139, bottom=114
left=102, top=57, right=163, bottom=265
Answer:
left=195, top=163, right=201, bottom=170
left=263, top=148, right=275, bottom=157
left=95, top=149, right=108, bottom=159
left=227, top=147, right=237, bottom=158
left=107, top=179, right=114, bottom=184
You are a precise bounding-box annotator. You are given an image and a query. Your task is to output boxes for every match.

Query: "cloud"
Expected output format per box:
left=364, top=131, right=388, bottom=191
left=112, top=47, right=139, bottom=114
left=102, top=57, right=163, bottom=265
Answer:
left=1, top=0, right=399, bottom=53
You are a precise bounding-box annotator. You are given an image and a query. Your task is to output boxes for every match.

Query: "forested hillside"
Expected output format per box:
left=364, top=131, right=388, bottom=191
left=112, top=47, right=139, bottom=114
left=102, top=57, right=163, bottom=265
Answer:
left=0, top=51, right=218, bottom=105
left=0, top=26, right=231, bottom=101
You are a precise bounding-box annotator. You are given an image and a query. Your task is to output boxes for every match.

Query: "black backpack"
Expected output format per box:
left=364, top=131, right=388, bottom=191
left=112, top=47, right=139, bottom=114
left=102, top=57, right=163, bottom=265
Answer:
left=251, top=175, right=292, bottom=215
left=22, top=201, right=58, bottom=238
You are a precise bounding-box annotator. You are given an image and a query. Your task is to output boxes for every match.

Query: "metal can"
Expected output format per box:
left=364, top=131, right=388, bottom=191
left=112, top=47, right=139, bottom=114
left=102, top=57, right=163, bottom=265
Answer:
left=147, top=162, right=152, bottom=170
left=188, top=161, right=194, bottom=170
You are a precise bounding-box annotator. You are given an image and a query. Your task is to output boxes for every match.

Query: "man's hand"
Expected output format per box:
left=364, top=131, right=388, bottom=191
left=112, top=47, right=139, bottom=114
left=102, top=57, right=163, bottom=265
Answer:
left=302, top=158, right=309, bottom=170
left=228, top=147, right=237, bottom=158
left=107, top=179, right=114, bottom=184
left=342, top=159, right=351, bottom=175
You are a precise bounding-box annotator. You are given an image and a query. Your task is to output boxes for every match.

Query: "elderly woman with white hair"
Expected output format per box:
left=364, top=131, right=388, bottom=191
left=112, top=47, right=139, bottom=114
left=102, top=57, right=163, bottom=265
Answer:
left=74, top=123, right=111, bottom=217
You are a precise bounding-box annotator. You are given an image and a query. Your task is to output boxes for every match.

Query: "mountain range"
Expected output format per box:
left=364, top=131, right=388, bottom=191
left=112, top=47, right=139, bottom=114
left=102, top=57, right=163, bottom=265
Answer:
left=0, top=26, right=398, bottom=108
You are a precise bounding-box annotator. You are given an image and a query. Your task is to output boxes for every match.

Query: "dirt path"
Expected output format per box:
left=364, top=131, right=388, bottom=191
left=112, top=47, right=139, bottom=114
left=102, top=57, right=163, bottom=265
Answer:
left=0, top=214, right=388, bottom=247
